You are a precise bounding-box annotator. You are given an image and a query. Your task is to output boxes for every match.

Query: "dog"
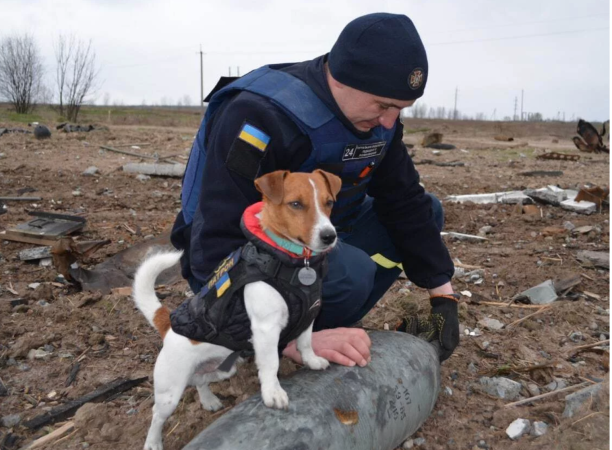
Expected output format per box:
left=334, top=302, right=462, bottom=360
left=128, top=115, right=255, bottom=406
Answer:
left=132, top=169, right=342, bottom=450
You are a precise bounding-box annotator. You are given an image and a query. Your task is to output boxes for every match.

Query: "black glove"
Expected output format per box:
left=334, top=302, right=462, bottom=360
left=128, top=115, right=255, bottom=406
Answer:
left=396, top=294, right=460, bottom=362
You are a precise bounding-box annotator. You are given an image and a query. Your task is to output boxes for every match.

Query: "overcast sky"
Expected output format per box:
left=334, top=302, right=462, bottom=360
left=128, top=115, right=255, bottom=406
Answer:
left=5, top=0, right=610, bottom=121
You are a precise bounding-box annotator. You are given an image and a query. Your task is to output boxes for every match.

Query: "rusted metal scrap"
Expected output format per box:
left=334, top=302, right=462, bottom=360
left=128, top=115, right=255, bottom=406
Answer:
left=573, top=119, right=609, bottom=154
left=536, top=152, right=581, bottom=162
left=574, top=186, right=609, bottom=210
left=51, top=238, right=111, bottom=279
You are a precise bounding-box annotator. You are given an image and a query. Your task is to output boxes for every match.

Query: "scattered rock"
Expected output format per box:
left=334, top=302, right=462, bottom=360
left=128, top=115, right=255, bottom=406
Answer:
left=1, top=414, right=21, bottom=427
left=531, top=421, right=548, bottom=437
left=10, top=333, right=56, bottom=358
left=28, top=282, right=41, bottom=290
left=563, top=382, right=606, bottom=418
left=545, top=378, right=567, bottom=391
left=82, top=166, right=99, bottom=176
left=478, top=317, right=504, bottom=331
left=526, top=383, right=541, bottom=397
left=480, top=377, right=522, bottom=400
left=478, top=225, right=493, bottom=236
left=403, top=439, right=414, bottom=449
left=506, top=418, right=531, bottom=440
left=468, top=362, right=478, bottom=374
left=413, top=437, right=426, bottom=446
left=27, top=348, right=51, bottom=360
left=444, top=386, right=453, bottom=396
left=563, top=221, right=576, bottom=231
left=136, top=174, right=150, bottom=182
left=569, top=331, right=584, bottom=342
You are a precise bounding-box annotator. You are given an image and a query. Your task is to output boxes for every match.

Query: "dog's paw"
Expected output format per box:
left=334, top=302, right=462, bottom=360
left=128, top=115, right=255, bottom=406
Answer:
left=304, top=355, right=329, bottom=371
left=201, top=395, right=224, bottom=412
left=144, top=439, right=163, bottom=450
left=262, top=385, right=289, bottom=410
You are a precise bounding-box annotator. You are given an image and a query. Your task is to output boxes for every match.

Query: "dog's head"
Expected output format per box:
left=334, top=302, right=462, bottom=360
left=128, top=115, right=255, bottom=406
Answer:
left=255, top=170, right=342, bottom=253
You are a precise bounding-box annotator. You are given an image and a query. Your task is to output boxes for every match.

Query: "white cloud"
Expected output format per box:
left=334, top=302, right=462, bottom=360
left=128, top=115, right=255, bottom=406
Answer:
left=3, top=0, right=609, bottom=120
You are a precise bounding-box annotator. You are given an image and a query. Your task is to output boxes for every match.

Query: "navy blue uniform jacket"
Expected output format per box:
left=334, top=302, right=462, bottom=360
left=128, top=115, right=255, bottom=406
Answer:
left=171, top=55, right=454, bottom=290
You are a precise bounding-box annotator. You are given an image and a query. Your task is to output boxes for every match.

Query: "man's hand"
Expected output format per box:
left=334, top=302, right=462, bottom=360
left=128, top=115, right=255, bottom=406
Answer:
left=427, top=295, right=460, bottom=362
left=283, top=328, right=371, bottom=367
left=397, top=294, right=459, bottom=362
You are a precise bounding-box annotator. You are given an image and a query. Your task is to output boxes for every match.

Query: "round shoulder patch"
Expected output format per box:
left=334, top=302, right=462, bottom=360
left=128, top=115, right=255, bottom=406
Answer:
left=408, top=68, right=425, bottom=90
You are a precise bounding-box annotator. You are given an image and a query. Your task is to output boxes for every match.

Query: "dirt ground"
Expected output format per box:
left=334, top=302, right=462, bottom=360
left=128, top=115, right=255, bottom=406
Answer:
left=0, top=113, right=609, bottom=450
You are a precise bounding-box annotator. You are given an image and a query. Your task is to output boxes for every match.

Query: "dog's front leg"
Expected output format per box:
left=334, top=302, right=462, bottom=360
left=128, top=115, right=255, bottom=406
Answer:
left=296, top=321, right=329, bottom=370
left=244, top=282, right=289, bottom=409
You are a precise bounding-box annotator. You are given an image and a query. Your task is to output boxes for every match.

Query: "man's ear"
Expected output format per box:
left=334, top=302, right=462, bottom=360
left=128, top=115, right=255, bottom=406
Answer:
left=254, top=170, right=289, bottom=205
left=315, top=169, right=342, bottom=201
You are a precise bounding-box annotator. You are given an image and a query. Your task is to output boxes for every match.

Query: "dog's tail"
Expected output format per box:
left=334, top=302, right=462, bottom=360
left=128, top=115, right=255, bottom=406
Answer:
left=132, top=251, right=183, bottom=338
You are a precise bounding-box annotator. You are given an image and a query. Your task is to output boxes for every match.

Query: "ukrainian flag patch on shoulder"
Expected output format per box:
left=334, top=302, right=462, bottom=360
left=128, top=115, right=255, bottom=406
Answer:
left=238, top=123, right=270, bottom=152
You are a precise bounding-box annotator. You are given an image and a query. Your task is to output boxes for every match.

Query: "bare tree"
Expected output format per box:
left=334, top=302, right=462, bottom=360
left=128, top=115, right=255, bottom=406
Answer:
left=54, top=35, right=99, bottom=122
left=0, top=34, right=44, bottom=114
left=102, top=92, right=110, bottom=106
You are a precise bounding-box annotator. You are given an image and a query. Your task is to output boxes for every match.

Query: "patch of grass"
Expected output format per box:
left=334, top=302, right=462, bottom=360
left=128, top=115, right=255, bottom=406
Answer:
left=404, top=127, right=430, bottom=134
left=1, top=110, right=45, bottom=124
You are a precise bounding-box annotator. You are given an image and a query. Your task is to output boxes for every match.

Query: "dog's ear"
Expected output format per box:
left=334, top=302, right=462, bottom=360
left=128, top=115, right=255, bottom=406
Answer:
left=315, top=169, right=342, bottom=201
left=254, top=170, right=288, bottom=205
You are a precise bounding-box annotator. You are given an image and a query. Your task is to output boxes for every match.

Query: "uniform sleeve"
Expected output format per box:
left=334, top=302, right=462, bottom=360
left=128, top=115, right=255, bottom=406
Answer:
left=367, top=121, right=454, bottom=289
left=189, top=92, right=311, bottom=283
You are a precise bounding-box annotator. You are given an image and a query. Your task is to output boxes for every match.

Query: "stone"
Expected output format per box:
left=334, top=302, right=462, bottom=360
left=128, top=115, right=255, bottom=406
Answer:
left=569, top=331, right=584, bottom=342
left=563, top=383, right=605, bottom=418
left=136, top=174, right=151, bottom=182
left=526, top=383, right=541, bottom=397
left=27, top=348, right=51, bottom=360
left=479, top=377, right=522, bottom=400
left=413, top=437, right=426, bottom=446
left=506, top=418, right=531, bottom=440
left=563, top=221, right=576, bottom=231
left=28, top=282, right=41, bottom=290
left=531, top=421, right=548, bottom=437
left=82, top=166, right=99, bottom=176
left=72, top=190, right=82, bottom=197
left=468, top=362, right=478, bottom=374
left=478, top=317, right=504, bottom=330
left=514, top=279, right=558, bottom=305
left=545, top=378, right=567, bottom=391
left=560, top=199, right=596, bottom=214
left=1, top=414, right=21, bottom=427
left=403, top=439, right=414, bottom=449
left=444, top=386, right=453, bottom=396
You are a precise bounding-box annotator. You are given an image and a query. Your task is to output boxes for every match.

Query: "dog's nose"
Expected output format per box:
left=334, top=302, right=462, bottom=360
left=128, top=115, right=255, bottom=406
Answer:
left=319, top=228, right=337, bottom=246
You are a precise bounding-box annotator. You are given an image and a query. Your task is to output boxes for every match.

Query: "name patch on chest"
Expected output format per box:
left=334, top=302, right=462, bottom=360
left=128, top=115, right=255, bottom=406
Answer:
left=342, top=141, right=386, bottom=161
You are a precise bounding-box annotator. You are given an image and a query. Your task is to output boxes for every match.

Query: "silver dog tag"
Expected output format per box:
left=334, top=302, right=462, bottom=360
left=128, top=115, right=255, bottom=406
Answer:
left=298, top=267, right=317, bottom=286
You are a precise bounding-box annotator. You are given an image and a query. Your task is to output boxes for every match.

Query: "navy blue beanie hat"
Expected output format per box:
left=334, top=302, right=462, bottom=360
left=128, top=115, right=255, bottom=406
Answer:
left=329, top=13, right=428, bottom=101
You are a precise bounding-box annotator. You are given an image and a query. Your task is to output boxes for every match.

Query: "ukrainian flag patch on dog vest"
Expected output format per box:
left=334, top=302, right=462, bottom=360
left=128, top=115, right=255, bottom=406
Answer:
left=238, top=123, right=270, bottom=151
left=205, top=248, right=242, bottom=297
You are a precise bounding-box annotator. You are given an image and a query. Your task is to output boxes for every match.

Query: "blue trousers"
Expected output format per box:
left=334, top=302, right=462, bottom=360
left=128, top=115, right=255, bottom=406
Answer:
left=188, top=194, right=444, bottom=331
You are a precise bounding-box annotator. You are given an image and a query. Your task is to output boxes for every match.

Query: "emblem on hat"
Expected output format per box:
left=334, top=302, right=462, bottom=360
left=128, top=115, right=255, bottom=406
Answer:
left=408, top=68, right=424, bottom=90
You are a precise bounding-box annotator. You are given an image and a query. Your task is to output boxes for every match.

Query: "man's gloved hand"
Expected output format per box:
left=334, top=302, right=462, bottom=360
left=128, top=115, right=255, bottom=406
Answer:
left=428, top=294, right=460, bottom=362
left=396, top=294, right=460, bottom=362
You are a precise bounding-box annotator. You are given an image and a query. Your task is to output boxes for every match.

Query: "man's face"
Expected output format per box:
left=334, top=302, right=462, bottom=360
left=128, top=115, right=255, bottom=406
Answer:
left=327, top=68, right=416, bottom=132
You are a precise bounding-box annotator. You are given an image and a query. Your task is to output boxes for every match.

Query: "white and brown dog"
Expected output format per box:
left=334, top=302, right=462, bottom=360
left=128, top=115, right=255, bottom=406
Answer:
left=132, top=170, right=342, bottom=450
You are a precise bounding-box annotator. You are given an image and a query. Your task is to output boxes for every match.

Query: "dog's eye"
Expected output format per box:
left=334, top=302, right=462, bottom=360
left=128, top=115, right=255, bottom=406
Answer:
left=325, top=200, right=334, bottom=208
left=288, top=201, right=303, bottom=210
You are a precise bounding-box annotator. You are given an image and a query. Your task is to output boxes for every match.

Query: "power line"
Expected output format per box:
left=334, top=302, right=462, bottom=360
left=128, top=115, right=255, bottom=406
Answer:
left=439, top=13, right=604, bottom=34
left=428, top=26, right=609, bottom=46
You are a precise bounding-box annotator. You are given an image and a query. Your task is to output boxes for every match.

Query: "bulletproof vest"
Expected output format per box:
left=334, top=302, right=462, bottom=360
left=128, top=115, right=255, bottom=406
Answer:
left=170, top=203, right=327, bottom=353
left=180, top=64, right=396, bottom=230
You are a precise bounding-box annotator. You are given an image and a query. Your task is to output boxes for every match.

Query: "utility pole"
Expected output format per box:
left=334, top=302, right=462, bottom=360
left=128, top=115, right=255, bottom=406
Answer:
left=520, top=89, right=524, bottom=121
left=453, top=87, right=458, bottom=120
left=199, top=45, right=205, bottom=113
left=563, top=112, right=566, bottom=122
left=492, top=108, right=496, bottom=121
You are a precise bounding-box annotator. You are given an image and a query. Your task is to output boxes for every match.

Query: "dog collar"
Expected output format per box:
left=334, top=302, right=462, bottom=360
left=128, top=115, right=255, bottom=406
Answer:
left=263, top=229, right=318, bottom=257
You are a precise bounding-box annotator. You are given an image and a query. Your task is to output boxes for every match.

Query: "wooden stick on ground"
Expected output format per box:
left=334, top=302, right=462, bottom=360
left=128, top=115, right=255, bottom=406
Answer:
left=505, top=306, right=552, bottom=328
left=21, top=421, right=74, bottom=449
left=565, top=339, right=610, bottom=354
left=99, top=145, right=157, bottom=160
left=505, top=382, right=593, bottom=408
